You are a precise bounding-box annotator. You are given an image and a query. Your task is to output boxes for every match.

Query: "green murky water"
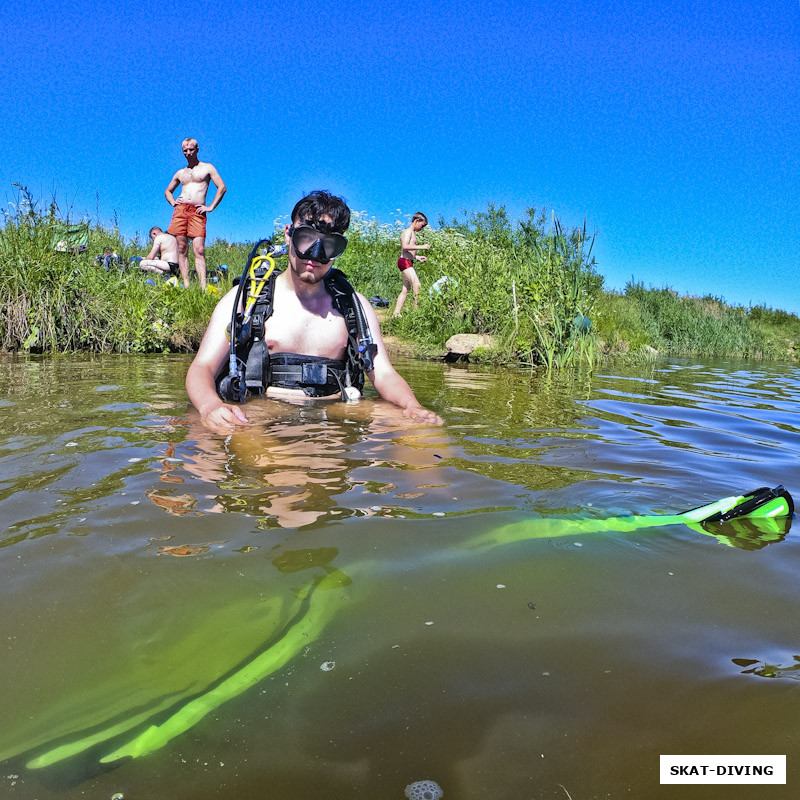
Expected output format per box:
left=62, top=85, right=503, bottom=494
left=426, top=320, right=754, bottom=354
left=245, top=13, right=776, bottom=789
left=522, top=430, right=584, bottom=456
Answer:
left=1, top=354, right=799, bottom=799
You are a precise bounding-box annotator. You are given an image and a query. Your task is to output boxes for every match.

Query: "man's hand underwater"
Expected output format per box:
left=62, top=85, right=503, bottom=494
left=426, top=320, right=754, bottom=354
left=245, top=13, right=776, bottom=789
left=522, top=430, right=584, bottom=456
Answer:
left=201, top=403, right=249, bottom=433
left=402, top=403, right=444, bottom=425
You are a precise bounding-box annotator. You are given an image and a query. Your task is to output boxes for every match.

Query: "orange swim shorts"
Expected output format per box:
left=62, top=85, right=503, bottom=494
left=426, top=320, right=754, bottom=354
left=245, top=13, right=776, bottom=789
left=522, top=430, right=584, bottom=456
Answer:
left=397, top=257, right=413, bottom=271
left=167, top=204, right=207, bottom=239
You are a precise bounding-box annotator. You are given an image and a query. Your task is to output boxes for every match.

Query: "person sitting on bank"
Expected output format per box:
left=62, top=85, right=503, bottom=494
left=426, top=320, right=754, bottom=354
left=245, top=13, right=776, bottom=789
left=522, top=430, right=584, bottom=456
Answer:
left=140, top=226, right=180, bottom=276
left=94, top=248, right=122, bottom=270
left=186, top=191, right=443, bottom=430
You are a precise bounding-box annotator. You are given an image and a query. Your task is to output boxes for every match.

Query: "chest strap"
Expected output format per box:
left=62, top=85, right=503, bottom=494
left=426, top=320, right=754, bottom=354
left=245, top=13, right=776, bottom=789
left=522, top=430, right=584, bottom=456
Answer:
left=268, top=353, right=347, bottom=397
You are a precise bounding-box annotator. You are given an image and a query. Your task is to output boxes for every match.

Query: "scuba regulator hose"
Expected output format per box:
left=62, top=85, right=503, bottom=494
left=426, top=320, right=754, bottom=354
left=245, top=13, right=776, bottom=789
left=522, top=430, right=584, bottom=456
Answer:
left=218, top=239, right=285, bottom=403
left=352, top=289, right=377, bottom=373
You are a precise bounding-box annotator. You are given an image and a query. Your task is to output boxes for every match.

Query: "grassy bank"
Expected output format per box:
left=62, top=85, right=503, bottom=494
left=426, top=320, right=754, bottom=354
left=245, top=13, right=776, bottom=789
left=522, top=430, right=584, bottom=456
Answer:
left=2, top=187, right=799, bottom=365
left=0, top=188, right=237, bottom=353
left=342, top=205, right=602, bottom=368
left=590, top=283, right=800, bottom=362
left=340, top=206, right=800, bottom=365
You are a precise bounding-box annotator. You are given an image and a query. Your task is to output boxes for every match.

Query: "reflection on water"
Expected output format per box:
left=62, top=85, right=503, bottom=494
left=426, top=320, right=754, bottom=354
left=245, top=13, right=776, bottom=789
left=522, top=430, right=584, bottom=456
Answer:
left=2, top=353, right=800, bottom=799
left=733, top=655, right=800, bottom=680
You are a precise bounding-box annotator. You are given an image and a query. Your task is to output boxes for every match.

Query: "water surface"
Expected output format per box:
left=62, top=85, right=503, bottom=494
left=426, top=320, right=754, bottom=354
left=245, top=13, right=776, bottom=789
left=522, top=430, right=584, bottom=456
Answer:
left=1, top=354, right=799, bottom=799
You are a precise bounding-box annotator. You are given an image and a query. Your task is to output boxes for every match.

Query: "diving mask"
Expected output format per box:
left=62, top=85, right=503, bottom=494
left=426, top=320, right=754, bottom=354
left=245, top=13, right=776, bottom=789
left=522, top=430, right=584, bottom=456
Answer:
left=288, top=224, right=348, bottom=264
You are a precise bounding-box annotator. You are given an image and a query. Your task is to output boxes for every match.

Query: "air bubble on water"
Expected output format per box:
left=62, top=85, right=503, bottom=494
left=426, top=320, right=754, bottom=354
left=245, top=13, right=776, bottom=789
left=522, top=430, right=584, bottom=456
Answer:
left=320, top=661, right=335, bottom=671
left=111, top=793, right=124, bottom=800
left=405, top=779, right=443, bottom=800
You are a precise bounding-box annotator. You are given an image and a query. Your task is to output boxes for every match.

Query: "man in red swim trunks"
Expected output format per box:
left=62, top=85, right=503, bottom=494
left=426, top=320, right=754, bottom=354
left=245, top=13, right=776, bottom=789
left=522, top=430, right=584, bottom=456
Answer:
left=165, top=138, right=227, bottom=290
left=394, top=212, right=431, bottom=317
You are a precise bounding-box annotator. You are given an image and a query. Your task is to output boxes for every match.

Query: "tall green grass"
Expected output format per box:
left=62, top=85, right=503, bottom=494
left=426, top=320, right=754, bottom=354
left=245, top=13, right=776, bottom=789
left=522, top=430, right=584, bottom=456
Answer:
left=340, top=205, right=603, bottom=368
left=0, top=187, right=224, bottom=353
left=590, top=283, right=797, bottom=361
left=3, top=187, right=799, bottom=365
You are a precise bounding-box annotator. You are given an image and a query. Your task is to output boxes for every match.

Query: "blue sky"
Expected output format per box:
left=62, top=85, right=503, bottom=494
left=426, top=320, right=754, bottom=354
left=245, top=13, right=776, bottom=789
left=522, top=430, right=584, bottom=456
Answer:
left=2, top=0, right=799, bottom=311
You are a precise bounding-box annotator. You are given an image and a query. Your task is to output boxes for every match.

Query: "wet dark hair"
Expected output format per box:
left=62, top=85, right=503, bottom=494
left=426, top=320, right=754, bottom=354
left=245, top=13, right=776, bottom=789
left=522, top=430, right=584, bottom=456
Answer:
left=291, top=190, right=351, bottom=233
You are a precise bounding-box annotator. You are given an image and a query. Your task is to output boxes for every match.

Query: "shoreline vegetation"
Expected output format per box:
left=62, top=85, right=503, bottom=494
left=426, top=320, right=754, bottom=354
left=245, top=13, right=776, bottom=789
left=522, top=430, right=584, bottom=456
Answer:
left=2, top=187, right=799, bottom=367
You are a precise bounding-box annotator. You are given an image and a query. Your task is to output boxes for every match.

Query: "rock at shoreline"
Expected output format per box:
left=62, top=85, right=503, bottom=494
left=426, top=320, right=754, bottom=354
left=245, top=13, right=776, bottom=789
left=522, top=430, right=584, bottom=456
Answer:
left=444, top=333, right=497, bottom=361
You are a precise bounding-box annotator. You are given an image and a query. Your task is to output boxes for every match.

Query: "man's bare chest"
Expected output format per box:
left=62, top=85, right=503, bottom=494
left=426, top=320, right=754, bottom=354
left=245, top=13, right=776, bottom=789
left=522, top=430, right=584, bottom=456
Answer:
left=264, top=299, right=348, bottom=359
left=178, top=166, right=211, bottom=185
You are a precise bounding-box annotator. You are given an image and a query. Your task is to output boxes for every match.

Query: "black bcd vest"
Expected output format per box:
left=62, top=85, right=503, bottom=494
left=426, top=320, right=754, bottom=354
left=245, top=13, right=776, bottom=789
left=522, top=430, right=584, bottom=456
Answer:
left=216, top=268, right=376, bottom=401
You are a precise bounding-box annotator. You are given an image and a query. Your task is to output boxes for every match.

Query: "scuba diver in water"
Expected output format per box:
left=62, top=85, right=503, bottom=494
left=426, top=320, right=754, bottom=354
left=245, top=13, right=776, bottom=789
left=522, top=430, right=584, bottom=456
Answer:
left=186, top=191, right=443, bottom=431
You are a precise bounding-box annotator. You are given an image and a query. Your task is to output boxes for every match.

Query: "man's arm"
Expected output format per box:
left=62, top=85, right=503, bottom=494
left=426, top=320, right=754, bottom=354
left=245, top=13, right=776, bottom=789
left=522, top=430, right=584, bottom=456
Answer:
left=357, top=294, right=443, bottom=424
left=197, top=165, right=227, bottom=214
left=186, top=288, right=249, bottom=430
left=144, top=241, right=160, bottom=260
left=165, top=173, right=181, bottom=207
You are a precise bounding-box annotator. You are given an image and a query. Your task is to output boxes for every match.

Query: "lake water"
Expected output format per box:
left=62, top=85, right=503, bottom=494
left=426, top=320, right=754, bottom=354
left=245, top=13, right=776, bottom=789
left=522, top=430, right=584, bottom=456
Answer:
left=1, top=353, right=799, bottom=800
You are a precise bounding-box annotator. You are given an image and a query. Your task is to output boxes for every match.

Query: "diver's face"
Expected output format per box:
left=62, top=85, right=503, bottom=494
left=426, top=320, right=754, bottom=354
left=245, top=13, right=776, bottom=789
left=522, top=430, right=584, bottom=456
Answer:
left=285, top=216, right=335, bottom=285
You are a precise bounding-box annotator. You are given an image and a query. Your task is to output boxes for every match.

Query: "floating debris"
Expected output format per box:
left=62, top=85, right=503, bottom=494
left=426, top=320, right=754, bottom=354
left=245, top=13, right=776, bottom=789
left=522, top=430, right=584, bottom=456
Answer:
left=157, top=545, right=210, bottom=557
left=405, top=779, right=443, bottom=800
left=146, top=491, right=198, bottom=516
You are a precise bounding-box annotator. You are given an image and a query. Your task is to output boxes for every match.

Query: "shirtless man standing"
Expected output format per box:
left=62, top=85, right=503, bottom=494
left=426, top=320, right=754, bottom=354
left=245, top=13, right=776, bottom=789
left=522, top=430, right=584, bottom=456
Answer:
left=165, top=138, right=227, bottom=290
left=394, top=212, right=430, bottom=317
left=139, top=226, right=179, bottom=276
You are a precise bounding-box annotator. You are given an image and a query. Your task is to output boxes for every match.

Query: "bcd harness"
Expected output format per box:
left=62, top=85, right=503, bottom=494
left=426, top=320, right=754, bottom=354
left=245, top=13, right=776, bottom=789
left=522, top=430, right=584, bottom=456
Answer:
left=217, top=241, right=377, bottom=403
